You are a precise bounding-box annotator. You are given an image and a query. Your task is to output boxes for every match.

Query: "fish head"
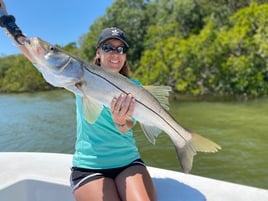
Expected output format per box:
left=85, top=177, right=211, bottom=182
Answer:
left=24, top=37, right=70, bottom=73
left=24, top=37, right=84, bottom=92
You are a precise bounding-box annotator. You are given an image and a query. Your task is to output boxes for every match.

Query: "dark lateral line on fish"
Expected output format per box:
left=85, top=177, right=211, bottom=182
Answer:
left=85, top=67, right=189, bottom=143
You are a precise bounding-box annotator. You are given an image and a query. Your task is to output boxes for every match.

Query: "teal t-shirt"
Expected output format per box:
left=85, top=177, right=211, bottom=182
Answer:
left=72, top=80, right=141, bottom=169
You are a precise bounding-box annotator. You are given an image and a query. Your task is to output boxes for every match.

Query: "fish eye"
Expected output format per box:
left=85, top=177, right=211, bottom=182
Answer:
left=49, top=45, right=56, bottom=52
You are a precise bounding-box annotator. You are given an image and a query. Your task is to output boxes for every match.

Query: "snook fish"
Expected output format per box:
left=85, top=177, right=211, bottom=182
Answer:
left=24, top=37, right=221, bottom=173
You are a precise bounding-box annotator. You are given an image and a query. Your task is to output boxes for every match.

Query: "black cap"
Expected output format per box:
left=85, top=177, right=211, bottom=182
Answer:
left=96, top=27, right=129, bottom=49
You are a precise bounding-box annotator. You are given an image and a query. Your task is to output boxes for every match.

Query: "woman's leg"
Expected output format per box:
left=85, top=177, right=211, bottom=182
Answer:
left=115, top=165, right=157, bottom=201
left=73, top=177, right=121, bottom=201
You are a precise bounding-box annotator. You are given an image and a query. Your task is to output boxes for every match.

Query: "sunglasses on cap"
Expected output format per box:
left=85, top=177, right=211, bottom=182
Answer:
left=101, top=44, right=127, bottom=54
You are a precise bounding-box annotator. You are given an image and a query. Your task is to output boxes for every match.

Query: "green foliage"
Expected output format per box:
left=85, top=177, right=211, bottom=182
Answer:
left=148, top=0, right=205, bottom=36
left=61, top=42, right=80, bottom=56
left=136, top=21, right=219, bottom=95
left=213, top=3, right=268, bottom=96
left=135, top=2, right=268, bottom=97
left=134, top=23, right=182, bottom=85
left=0, top=55, right=52, bottom=92
left=0, top=55, right=13, bottom=77
left=1, top=0, right=268, bottom=97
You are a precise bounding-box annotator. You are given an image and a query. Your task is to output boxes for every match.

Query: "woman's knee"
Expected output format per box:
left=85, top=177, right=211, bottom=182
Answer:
left=115, top=165, right=157, bottom=201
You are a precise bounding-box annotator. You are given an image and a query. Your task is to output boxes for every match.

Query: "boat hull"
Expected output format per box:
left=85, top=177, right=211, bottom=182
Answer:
left=0, top=152, right=267, bottom=201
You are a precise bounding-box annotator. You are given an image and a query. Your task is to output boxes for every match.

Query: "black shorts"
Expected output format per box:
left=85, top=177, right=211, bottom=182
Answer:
left=70, top=159, right=145, bottom=192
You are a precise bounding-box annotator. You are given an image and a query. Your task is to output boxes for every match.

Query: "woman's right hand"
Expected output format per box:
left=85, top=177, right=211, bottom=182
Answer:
left=110, top=93, right=135, bottom=133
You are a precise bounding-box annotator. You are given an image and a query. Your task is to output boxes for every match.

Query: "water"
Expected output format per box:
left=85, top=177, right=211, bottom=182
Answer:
left=0, top=90, right=267, bottom=189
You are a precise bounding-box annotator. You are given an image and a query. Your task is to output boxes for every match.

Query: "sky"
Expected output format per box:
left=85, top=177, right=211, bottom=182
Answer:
left=0, top=0, right=114, bottom=56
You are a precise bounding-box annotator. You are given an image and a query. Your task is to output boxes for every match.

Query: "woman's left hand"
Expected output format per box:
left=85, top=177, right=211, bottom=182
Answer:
left=110, top=93, right=135, bottom=132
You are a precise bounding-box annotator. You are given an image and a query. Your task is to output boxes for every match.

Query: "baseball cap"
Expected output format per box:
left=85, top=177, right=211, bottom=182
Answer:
left=96, top=27, right=129, bottom=49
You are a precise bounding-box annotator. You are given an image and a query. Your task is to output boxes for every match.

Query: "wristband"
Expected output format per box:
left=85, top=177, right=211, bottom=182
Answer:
left=0, top=15, right=25, bottom=45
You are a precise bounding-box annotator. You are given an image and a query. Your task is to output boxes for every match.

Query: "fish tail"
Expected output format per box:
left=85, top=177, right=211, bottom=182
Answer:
left=176, top=132, right=221, bottom=173
left=176, top=142, right=196, bottom=173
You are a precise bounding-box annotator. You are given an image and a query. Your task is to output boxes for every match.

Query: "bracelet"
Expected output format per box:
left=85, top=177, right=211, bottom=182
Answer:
left=0, top=15, right=25, bottom=45
left=115, top=122, right=126, bottom=128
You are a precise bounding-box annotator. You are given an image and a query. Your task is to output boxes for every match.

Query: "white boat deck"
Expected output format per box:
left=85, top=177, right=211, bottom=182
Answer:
left=0, top=152, right=267, bottom=201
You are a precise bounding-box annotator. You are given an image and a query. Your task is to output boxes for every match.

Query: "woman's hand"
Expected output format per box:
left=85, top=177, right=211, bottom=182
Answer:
left=110, top=93, right=135, bottom=133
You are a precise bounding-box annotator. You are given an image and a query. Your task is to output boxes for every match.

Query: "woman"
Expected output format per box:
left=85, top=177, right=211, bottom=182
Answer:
left=0, top=1, right=157, bottom=200
left=70, top=28, right=157, bottom=201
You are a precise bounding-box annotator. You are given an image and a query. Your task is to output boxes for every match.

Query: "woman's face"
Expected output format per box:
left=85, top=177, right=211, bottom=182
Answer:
left=96, top=39, right=127, bottom=72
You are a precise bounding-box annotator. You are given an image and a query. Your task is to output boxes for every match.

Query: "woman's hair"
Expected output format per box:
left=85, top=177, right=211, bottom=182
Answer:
left=93, top=51, right=131, bottom=78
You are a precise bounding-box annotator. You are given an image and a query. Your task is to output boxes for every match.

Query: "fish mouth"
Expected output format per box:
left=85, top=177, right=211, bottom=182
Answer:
left=23, top=38, right=33, bottom=49
left=23, top=38, right=31, bottom=45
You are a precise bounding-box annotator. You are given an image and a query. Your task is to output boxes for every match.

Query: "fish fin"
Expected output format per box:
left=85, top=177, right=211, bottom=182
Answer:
left=143, top=85, right=172, bottom=110
left=191, top=133, right=222, bottom=153
left=140, top=123, right=162, bottom=144
left=82, top=97, right=103, bottom=124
